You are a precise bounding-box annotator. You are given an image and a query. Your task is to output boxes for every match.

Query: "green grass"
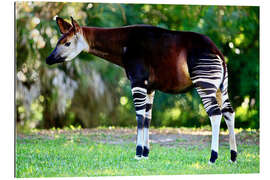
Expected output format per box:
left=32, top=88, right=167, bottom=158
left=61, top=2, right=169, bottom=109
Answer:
left=16, top=129, right=259, bottom=177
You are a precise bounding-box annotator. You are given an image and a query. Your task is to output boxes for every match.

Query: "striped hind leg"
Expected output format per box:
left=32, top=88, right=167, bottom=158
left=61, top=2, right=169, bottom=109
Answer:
left=220, top=70, right=237, bottom=162
left=195, top=84, right=222, bottom=163
left=191, top=54, right=224, bottom=163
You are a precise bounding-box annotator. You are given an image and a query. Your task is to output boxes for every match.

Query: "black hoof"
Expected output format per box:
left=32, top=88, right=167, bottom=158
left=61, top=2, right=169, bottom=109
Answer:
left=209, top=150, right=218, bottom=163
left=230, top=150, right=237, bottom=162
left=143, top=146, right=149, bottom=157
left=136, top=145, right=143, bottom=157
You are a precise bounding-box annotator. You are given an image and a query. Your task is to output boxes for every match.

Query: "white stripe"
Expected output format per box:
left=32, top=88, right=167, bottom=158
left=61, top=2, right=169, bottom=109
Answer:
left=192, top=78, right=221, bottom=88
left=193, top=69, right=222, bottom=74
left=134, top=101, right=146, bottom=105
left=197, top=88, right=217, bottom=92
left=133, top=97, right=146, bottom=101
left=199, top=57, right=222, bottom=62
left=199, top=58, right=220, bottom=61
left=132, top=87, right=147, bottom=93
left=205, top=104, right=218, bottom=111
left=132, top=90, right=146, bottom=95
left=136, top=109, right=145, bottom=116
left=134, top=102, right=146, bottom=106
left=191, top=75, right=221, bottom=80
left=145, top=111, right=152, bottom=119
left=134, top=101, right=146, bottom=104
left=193, top=65, right=222, bottom=70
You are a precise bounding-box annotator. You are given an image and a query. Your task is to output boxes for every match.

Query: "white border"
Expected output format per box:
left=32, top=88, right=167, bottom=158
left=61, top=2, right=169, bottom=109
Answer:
left=0, top=0, right=15, bottom=179
left=2, top=0, right=269, bottom=180
left=14, top=0, right=263, bottom=6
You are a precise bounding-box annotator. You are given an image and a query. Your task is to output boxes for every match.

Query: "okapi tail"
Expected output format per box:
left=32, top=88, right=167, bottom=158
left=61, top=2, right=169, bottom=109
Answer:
left=216, top=49, right=227, bottom=89
left=217, top=50, right=228, bottom=108
left=219, top=56, right=234, bottom=114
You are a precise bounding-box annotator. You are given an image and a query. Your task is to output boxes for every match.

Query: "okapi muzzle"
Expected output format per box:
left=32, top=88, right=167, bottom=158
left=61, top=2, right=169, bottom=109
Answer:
left=46, top=48, right=66, bottom=65
left=46, top=17, right=88, bottom=65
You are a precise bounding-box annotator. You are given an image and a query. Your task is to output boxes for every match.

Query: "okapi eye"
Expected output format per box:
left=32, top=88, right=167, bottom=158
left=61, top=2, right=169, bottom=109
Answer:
left=64, top=42, right=71, bottom=47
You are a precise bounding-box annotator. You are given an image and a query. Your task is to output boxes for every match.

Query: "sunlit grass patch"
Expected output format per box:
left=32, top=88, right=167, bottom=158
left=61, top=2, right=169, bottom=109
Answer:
left=16, top=128, right=259, bottom=177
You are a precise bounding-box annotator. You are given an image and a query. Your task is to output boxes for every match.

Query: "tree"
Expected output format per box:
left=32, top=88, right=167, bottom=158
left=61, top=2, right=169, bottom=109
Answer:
left=16, top=2, right=259, bottom=130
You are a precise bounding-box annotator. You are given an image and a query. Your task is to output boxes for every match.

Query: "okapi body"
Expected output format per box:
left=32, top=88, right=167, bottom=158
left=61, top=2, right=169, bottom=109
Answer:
left=46, top=17, right=237, bottom=164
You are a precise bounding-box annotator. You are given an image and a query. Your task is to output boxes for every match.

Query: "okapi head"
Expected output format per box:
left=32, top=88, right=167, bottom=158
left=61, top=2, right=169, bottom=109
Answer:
left=46, top=17, right=89, bottom=65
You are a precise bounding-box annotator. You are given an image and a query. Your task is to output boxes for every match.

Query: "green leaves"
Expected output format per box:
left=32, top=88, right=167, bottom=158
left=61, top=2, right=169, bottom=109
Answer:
left=16, top=2, right=259, bottom=129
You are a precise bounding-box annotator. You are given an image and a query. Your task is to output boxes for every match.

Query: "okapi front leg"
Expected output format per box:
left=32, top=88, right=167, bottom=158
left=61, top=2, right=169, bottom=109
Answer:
left=143, top=91, right=155, bottom=158
left=123, top=48, right=150, bottom=159
left=131, top=84, right=147, bottom=160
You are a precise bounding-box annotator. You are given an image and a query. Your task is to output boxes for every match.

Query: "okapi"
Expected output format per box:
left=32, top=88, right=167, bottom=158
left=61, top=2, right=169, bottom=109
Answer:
left=46, top=17, right=237, bottom=164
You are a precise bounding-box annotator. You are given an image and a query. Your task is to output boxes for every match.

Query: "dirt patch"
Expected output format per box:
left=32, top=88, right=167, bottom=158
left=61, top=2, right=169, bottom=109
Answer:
left=17, top=127, right=259, bottom=148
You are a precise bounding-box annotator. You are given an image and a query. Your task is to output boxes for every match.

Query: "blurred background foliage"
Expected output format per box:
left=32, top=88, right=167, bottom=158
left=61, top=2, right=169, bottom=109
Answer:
left=16, top=2, right=259, bottom=131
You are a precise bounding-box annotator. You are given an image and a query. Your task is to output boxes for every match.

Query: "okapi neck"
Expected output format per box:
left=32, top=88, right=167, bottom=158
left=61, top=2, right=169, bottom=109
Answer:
left=82, top=26, right=125, bottom=67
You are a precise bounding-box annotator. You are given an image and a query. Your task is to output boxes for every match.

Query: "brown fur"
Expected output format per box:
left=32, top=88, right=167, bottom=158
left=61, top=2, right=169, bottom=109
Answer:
left=56, top=19, right=225, bottom=94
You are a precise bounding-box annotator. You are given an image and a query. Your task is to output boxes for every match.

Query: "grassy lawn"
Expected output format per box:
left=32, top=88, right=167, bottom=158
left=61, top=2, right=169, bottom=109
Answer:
left=16, top=127, right=259, bottom=177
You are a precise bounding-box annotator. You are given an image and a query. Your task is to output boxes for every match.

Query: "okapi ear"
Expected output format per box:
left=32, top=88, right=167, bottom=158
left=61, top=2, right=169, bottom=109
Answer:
left=56, top=17, right=72, bottom=34
left=70, top=17, right=81, bottom=33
